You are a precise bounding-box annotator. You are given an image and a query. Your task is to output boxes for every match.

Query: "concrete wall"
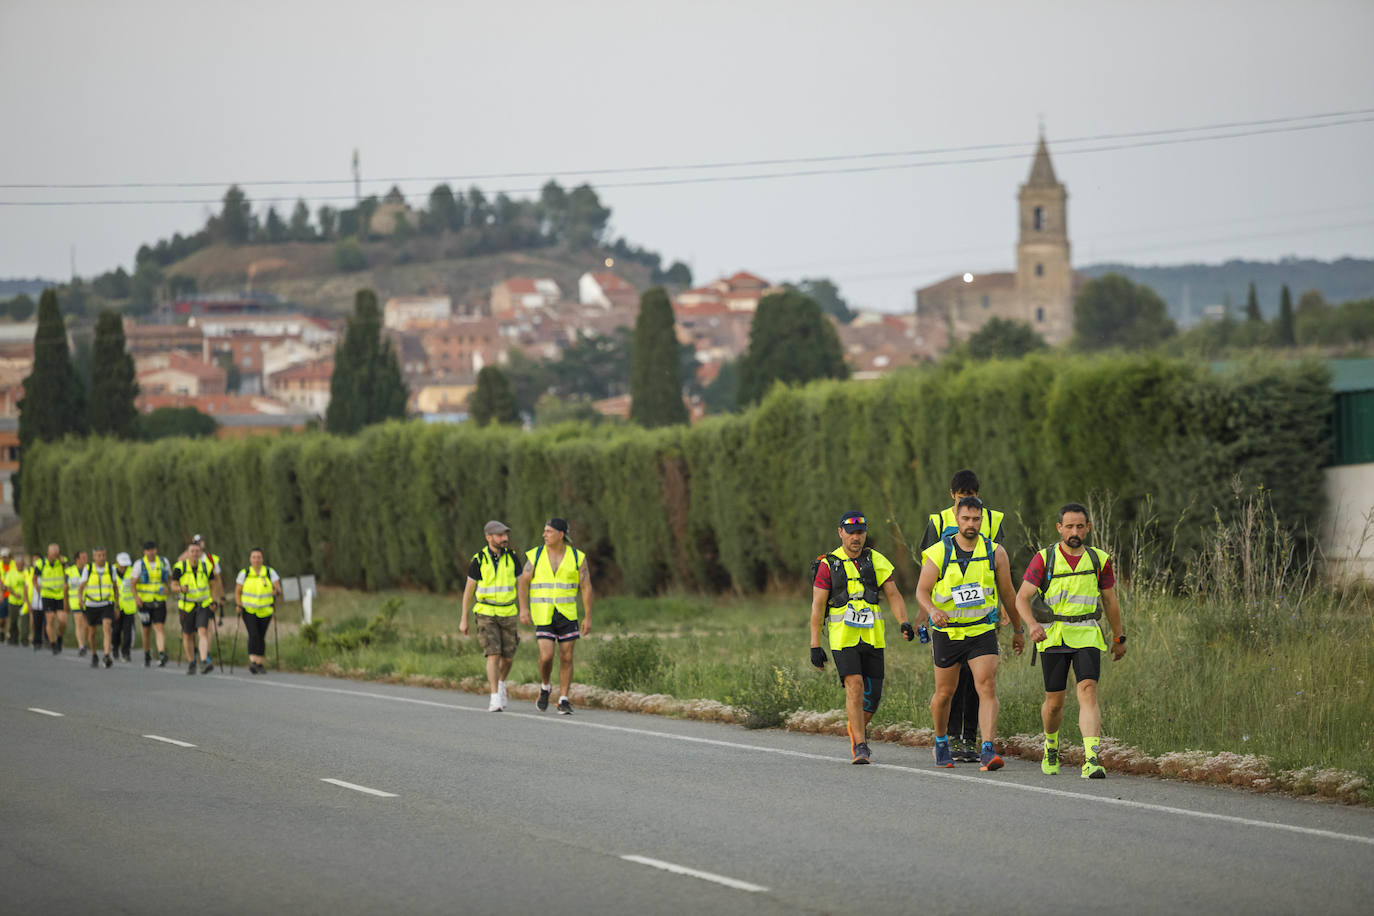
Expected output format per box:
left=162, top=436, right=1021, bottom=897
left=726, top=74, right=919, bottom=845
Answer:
left=1321, top=462, right=1374, bottom=582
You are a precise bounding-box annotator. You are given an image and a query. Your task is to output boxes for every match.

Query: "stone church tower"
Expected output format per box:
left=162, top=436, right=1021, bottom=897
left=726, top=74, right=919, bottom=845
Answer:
left=913, top=135, right=1081, bottom=351
left=1014, top=134, right=1073, bottom=344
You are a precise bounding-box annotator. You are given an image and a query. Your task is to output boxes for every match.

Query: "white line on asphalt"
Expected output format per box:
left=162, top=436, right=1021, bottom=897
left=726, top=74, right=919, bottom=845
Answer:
left=220, top=676, right=1374, bottom=848
left=143, top=734, right=197, bottom=748
left=621, top=855, right=768, bottom=893
left=321, top=778, right=398, bottom=798
left=27, top=707, right=64, bottom=717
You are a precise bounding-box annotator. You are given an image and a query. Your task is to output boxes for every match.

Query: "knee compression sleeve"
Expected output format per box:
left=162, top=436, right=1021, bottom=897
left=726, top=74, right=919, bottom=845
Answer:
left=862, top=676, right=883, bottom=714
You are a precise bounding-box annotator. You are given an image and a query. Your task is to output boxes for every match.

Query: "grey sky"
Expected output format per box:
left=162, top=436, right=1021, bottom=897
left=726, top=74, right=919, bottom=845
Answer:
left=2, top=0, right=1372, bottom=312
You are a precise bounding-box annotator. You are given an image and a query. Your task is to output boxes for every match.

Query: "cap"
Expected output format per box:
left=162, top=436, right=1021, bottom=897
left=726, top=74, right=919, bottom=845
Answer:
left=840, top=512, right=868, bottom=533
left=143, top=540, right=156, bottom=550
left=546, top=517, right=569, bottom=534
left=191, top=534, right=205, bottom=544
left=483, top=520, right=511, bottom=535
left=116, top=552, right=132, bottom=567
left=0, top=547, right=9, bottom=557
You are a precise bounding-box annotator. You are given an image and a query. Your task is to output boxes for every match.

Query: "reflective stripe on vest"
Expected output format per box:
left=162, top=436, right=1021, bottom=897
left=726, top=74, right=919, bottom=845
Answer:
left=66, top=565, right=85, bottom=609
left=35, top=558, right=66, bottom=599
left=175, top=558, right=213, bottom=609
left=925, top=534, right=998, bottom=640
left=136, top=557, right=169, bottom=601
left=473, top=549, right=518, bottom=617
left=240, top=567, right=276, bottom=617
left=84, top=564, right=115, bottom=604
left=930, top=506, right=1004, bottom=544
left=526, top=545, right=582, bottom=625
left=824, top=547, right=887, bottom=651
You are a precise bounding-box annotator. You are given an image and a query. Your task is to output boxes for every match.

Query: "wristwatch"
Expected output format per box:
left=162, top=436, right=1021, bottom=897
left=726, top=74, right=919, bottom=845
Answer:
left=1013, top=626, right=1026, bottom=635
left=1114, top=633, right=1127, bottom=645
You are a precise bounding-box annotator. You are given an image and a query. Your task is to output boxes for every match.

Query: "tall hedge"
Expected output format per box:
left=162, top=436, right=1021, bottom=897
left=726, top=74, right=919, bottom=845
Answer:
left=20, top=355, right=1330, bottom=594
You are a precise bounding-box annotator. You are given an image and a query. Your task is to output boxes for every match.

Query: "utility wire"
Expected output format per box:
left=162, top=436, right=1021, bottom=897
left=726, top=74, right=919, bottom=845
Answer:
left=1, top=107, right=1372, bottom=198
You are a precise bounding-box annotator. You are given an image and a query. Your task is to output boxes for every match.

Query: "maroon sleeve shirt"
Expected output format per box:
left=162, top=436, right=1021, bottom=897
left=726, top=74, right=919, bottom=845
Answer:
left=1022, top=546, right=1115, bottom=590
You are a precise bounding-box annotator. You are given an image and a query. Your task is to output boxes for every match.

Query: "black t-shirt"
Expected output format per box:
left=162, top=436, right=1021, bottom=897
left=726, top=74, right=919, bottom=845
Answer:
left=467, top=548, right=524, bottom=582
left=919, top=515, right=1005, bottom=552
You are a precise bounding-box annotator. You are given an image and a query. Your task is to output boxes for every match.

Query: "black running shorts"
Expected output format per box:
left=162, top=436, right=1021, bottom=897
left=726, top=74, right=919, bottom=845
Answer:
left=931, top=629, right=999, bottom=669
left=83, top=603, right=116, bottom=626
left=831, top=641, right=884, bottom=683
left=180, top=604, right=212, bottom=634
left=535, top=613, right=579, bottom=641
left=1040, top=646, right=1102, bottom=692
left=140, top=601, right=167, bottom=626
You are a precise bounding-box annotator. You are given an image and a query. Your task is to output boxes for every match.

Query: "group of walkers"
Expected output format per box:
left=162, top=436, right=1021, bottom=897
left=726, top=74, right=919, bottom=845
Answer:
left=808, top=469, right=1127, bottom=776
left=0, top=534, right=282, bottom=675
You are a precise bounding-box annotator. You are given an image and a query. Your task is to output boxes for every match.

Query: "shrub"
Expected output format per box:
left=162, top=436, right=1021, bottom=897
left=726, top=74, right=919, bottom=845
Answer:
left=592, top=635, right=669, bottom=692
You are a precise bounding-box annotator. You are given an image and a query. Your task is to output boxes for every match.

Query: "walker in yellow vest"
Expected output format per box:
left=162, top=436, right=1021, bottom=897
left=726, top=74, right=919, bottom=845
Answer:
left=136, top=555, right=171, bottom=604
left=66, top=564, right=86, bottom=612
left=174, top=558, right=214, bottom=611
left=525, top=544, right=584, bottom=625
left=34, top=557, right=67, bottom=601
left=1030, top=545, right=1110, bottom=652
left=820, top=547, right=894, bottom=651
left=239, top=567, right=277, bottom=618
left=117, top=568, right=138, bottom=616
left=84, top=563, right=116, bottom=605
left=921, top=534, right=999, bottom=641
left=929, top=505, right=1005, bottom=545
left=471, top=550, right=519, bottom=618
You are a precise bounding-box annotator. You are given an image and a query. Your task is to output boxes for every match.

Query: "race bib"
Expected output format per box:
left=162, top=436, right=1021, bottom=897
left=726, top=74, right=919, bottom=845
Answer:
left=951, top=582, right=985, bottom=609
left=842, top=603, right=875, bottom=629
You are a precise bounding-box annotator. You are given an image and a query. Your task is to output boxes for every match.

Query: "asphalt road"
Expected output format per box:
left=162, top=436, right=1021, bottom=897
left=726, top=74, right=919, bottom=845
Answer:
left=3, top=645, right=1373, bottom=915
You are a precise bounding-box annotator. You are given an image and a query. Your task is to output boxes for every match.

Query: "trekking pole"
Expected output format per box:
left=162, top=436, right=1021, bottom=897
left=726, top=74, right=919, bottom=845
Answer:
left=213, top=604, right=224, bottom=672
left=229, top=607, right=240, bottom=674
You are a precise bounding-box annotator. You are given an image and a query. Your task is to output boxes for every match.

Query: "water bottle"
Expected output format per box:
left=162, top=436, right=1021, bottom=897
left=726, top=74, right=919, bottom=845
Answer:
left=917, top=624, right=930, bottom=644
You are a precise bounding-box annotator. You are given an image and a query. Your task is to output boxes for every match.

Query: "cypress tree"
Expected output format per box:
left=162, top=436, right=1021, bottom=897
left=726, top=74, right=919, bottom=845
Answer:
left=17, top=289, right=88, bottom=511
left=468, top=365, right=520, bottom=426
left=629, top=286, right=689, bottom=427
left=325, top=288, right=409, bottom=434
left=737, top=289, right=849, bottom=406
left=1275, top=284, right=1296, bottom=347
left=89, top=308, right=140, bottom=438
left=1245, top=282, right=1261, bottom=322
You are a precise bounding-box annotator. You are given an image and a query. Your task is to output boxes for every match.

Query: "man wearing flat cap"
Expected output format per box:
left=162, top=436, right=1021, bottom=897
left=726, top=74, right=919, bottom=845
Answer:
left=517, top=518, right=593, bottom=715
left=461, top=520, right=526, bottom=711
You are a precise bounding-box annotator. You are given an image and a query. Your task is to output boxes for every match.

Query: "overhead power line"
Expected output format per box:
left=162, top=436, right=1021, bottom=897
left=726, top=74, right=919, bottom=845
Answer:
left=0, top=106, right=1372, bottom=203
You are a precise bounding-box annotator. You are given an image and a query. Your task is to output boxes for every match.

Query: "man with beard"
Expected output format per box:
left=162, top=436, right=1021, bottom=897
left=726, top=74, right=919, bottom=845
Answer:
left=460, top=521, right=525, bottom=711
left=1015, top=503, right=1126, bottom=779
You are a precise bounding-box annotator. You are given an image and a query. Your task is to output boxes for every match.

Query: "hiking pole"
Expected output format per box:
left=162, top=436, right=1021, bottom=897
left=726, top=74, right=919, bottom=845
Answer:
left=229, top=607, right=240, bottom=674
left=213, top=604, right=224, bottom=672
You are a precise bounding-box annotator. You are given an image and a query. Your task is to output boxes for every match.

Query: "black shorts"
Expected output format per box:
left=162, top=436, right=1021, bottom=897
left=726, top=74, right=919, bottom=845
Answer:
left=932, top=629, right=999, bottom=669
left=535, top=614, right=580, bottom=642
left=140, top=601, right=167, bottom=626
left=180, top=605, right=212, bottom=634
left=42, top=596, right=65, bottom=614
left=1040, top=647, right=1102, bottom=692
left=832, top=641, right=884, bottom=682
left=83, top=603, right=116, bottom=626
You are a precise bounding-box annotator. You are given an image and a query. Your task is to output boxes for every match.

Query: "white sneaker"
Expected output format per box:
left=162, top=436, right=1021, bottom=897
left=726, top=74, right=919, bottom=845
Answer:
left=498, top=680, right=508, bottom=709
left=488, top=693, right=502, bottom=712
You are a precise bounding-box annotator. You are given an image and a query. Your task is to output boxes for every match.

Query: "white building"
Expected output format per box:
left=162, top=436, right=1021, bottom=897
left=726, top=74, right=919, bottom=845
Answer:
left=384, top=295, right=453, bottom=330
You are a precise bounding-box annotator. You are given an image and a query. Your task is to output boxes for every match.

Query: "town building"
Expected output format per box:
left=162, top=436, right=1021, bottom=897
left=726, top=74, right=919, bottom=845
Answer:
left=266, top=358, right=334, bottom=416
left=384, top=295, right=453, bottom=330
left=491, top=278, right=561, bottom=314
left=915, top=135, right=1081, bottom=349
left=135, top=351, right=227, bottom=398
left=578, top=272, right=638, bottom=310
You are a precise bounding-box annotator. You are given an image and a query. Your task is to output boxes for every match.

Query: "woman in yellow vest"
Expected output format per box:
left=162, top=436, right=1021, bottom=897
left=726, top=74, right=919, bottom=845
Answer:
left=915, top=496, right=1023, bottom=771
left=517, top=518, right=593, bottom=715
left=235, top=548, right=281, bottom=674
left=3, top=555, right=28, bottom=646
left=1015, top=502, right=1126, bottom=780
left=808, top=511, right=915, bottom=764
left=113, top=552, right=139, bottom=663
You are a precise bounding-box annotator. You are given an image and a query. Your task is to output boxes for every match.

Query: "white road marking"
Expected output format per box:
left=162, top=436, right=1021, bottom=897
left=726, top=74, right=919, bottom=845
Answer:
left=621, top=854, right=767, bottom=893
left=28, top=707, right=64, bottom=717
left=321, top=778, right=397, bottom=798
left=221, top=676, right=1374, bottom=848
left=143, top=734, right=196, bottom=748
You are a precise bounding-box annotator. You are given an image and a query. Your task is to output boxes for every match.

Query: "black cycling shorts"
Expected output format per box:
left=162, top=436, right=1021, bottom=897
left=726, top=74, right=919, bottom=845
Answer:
left=931, top=629, right=999, bottom=669
left=832, top=641, right=884, bottom=682
left=535, top=614, right=580, bottom=642
left=1040, top=647, right=1102, bottom=692
left=180, top=605, right=213, bottom=634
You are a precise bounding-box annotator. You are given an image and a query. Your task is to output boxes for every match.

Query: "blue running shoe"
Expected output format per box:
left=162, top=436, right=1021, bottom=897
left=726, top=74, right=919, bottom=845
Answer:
left=979, top=742, right=1004, bottom=771
left=933, top=740, right=954, bottom=768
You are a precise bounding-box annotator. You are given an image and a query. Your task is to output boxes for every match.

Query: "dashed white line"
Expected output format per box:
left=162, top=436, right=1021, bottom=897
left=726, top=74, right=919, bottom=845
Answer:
left=224, top=676, right=1374, bottom=848
left=621, top=855, right=767, bottom=893
left=28, top=707, right=64, bottom=717
left=321, top=778, right=397, bottom=798
left=143, top=734, right=196, bottom=748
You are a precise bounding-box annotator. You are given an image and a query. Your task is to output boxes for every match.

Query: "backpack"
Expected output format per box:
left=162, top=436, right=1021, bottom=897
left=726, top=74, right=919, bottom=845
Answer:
left=1029, top=546, right=1103, bottom=623
left=809, top=548, right=880, bottom=609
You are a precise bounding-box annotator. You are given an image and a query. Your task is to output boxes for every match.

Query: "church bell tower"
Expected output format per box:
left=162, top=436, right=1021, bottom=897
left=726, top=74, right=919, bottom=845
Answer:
left=1015, top=135, right=1073, bottom=344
